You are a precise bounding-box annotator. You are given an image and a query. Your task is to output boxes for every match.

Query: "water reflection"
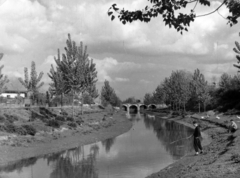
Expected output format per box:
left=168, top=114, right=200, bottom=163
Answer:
left=0, top=113, right=194, bottom=178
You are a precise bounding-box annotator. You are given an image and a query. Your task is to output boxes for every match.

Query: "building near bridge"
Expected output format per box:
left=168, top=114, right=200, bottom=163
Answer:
left=0, top=90, right=27, bottom=98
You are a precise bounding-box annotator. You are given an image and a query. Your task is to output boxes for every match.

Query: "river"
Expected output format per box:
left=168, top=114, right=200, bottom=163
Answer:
left=0, top=113, right=194, bottom=178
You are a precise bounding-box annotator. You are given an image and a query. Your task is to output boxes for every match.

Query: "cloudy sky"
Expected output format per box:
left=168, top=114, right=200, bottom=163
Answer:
left=0, top=0, right=239, bottom=100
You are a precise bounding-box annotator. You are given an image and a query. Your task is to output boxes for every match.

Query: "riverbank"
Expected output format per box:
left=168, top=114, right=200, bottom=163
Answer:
left=0, top=109, right=132, bottom=166
left=147, top=112, right=240, bottom=178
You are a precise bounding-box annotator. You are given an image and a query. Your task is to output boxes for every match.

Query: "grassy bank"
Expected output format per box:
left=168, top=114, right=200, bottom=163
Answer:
left=146, top=110, right=240, bottom=178
left=0, top=106, right=132, bottom=165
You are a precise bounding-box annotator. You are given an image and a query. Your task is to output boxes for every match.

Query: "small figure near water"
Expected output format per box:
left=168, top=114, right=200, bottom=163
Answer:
left=228, top=119, right=238, bottom=133
left=193, top=121, right=203, bottom=155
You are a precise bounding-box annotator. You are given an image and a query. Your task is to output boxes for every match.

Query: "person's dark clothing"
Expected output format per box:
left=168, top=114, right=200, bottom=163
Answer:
left=193, top=126, right=203, bottom=152
left=193, top=126, right=201, bottom=138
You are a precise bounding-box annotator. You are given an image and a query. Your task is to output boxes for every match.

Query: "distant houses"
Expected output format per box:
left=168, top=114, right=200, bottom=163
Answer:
left=0, top=90, right=27, bottom=98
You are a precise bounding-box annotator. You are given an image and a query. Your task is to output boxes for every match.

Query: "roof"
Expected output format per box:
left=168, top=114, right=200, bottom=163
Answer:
left=2, top=90, right=28, bottom=94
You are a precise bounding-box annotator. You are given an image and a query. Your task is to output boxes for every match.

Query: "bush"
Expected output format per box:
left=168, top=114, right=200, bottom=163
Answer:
left=66, top=117, right=74, bottom=121
left=68, top=122, right=77, bottom=128
left=76, top=120, right=83, bottom=126
left=4, top=114, right=18, bottom=123
left=47, top=120, right=60, bottom=128
left=60, top=111, right=68, bottom=116
left=15, top=126, right=27, bottom=135
left=0, top=114, right=6, bottom=123
left=22, top=125, right=37, bottom=136
left=5, top=123, right=17, bottom=133
left=55, top=115, right=65, bottom=122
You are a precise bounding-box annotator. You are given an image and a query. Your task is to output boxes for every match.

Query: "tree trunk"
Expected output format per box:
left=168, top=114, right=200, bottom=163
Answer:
left=183, top=102, right=186, bottom=112
left=72, top=90, right=74, bottom=119
left=81, top=92, right=83, bottom=115
left=198, top=101, right=200, bottom=113
left=61, top=93, right=63, bottom=108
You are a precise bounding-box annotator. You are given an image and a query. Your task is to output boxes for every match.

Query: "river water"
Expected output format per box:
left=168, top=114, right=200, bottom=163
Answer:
left=0, top=113, right=194, bottom=178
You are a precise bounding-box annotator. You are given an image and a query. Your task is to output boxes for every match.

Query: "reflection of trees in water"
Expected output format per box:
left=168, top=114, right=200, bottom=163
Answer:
left=0, top=157, right=37, bottom=173
left=143, top=116, right=193, bottom=159
left=101, top=138, right=115, bottom=153
left=47, top=144, right=99, bottom=178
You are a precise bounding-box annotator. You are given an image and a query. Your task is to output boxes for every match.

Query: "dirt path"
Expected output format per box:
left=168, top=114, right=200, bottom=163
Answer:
left=0, top=112, right=132, bottom=166
left=147, top=113, right=240, bottom=178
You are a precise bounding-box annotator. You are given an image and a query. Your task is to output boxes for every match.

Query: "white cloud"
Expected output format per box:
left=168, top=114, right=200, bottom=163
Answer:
left=115, top=77, right=129, bottom=82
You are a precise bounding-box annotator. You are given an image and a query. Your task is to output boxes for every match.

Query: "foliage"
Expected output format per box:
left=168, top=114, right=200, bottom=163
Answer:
left=67, top=122, right=77, bottom=128
left=0, top=53, right=9, bottom=93
left=22, top=125, right=37, bottom=136
left=55, top=115, right=65, bottom=122
left=47, top=120, right=61, bottom=128
left=143, top=93, right=153, bottom=105
left=122, top=97, right=138, bottom=104
left=100, top=80, right=121, bottom=107
left=18, top=61, right=44, bottom=104
left=108, top=0, right=240, bottom=34
left=4, top=114, right=18, bottom=123
left=66, top=116, right=74, bottom=122
left=233, top=33, right=240, bottom=70
left=52, top=34, right=98, bottom=115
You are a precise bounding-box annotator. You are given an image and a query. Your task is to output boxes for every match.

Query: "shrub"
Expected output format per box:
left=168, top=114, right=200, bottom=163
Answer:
left=4, top=114, right=18, bottom=123
left=0, top=114, right=6, bottom=123
left=15, top=126, right=27, bottom=135
left=55, top=115, right=65, bottom=122
left=68, top=122, right=77, bottom=128
left=4, top=123, right=16, bottom=133
left=66, top=117, right=74, bottom=121
left=47, top=120, right=60, bottom=128
left=60, top=111, right=68, bottom=116
left=22, top=125, right=37, bottom=136
left=76, top=120, right=83, bottom=126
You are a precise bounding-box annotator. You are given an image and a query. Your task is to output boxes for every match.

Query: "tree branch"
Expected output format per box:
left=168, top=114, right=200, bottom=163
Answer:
left=196, top=0, right=227, bottom=18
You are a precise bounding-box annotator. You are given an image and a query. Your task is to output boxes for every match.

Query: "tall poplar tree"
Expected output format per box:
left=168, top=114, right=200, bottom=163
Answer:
left=53, top=34, right=98, bottom=115
left=101, top=80, right=120, bottom=107
left=48, top=64, right=65, bottom=107
left=18, top=61, right=44, bottom=104
left=190, top=69, right=208, bottom=112
left=0, top=53, right=9, bottom=93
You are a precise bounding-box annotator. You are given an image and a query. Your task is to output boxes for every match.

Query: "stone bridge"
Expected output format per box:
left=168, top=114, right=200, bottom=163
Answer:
left=121, top=103, right=159, bottom=113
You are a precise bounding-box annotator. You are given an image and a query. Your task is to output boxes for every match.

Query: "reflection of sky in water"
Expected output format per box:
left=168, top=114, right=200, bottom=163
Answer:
left=0, top=114, right=193, bottom=178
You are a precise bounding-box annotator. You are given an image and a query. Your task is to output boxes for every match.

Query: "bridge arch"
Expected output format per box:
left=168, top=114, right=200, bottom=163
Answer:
left=148, top=104, right=157, bottom=109
left=139, top=104, right=147, bottom=110
left=121, top=104, right=128, bottom=111
left=129, top=105, right=138, bottom=113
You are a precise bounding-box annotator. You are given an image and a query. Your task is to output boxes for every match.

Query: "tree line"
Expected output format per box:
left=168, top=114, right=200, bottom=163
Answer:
left=143, top=33, right=240, bottom=113
left=0, top=34, right=122, bottom=111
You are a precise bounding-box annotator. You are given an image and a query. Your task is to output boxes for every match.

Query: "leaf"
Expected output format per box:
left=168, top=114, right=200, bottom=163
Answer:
left=111, top=15, right=115, bottom=21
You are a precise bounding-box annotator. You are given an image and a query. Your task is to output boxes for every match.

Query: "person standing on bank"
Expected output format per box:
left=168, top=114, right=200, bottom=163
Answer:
left=193, top=121, right=203, bottom=155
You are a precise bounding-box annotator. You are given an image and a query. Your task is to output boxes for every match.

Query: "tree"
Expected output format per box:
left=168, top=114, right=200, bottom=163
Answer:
left=54, top=34, right=98, bottom=115
left=86, top=83, right=99, bottom=104
left=18, top=61, right=44, bottom=105
left=152, top=85, right=166, bottom=104
left=108, top=0, right=240, bottom=34
left=143, top=93, right=153, bottom=105
left=48, top=64, right=65, bottom=107
left=100, top=80, right=121, bottom=107
left=233, top=32, right=240, bottom=70
left=190, top=69, right=208, bottom=112
left=122, top=97, right=137, bottom=104
left=0, top=53, right=9, bottom=93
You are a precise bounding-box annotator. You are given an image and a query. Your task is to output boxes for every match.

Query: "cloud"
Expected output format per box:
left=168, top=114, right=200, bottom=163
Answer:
left=115, top=77, right=129, bottom=82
